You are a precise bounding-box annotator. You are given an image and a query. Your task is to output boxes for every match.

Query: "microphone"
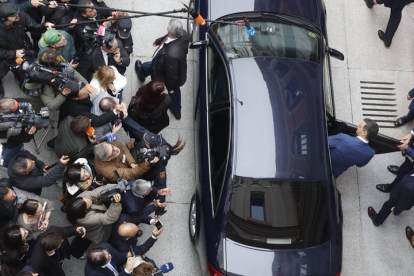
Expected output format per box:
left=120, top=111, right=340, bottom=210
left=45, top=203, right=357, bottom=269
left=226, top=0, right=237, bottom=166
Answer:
left=151, top=262, right=174, bottom=275
left=244, top=18, right=256, bottom=37
left=91, top=133, right=118, bottom=146
left=183, top=3, right=206, bottom=26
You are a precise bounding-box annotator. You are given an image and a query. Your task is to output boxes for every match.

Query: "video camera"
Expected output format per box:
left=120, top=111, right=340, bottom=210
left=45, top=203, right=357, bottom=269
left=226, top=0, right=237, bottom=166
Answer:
left=100, top=170, right=130, bottom=200
left=73, top=25, right=116, bottom=63
left=0, top=105, right=49, bottom=143
left=20, top=61, right=82, bottom=97
left=136, top=145, right=170, bottom=166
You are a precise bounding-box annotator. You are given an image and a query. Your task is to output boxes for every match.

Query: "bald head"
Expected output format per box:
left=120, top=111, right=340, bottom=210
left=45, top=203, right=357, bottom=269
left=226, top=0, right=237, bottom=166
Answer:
left=118, top=223, right=139, bottom=239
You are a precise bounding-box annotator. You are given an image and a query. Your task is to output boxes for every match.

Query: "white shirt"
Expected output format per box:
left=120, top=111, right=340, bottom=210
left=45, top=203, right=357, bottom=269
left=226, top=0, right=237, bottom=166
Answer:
left=153, top=37, right=177, bottom=58
left=357, top=136, right=369, bottom=144
left=101, top=49, right=109, bottom=65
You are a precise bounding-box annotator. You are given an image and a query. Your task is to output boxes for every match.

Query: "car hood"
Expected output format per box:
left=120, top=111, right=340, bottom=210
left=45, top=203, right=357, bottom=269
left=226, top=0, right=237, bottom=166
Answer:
left=231, top=57, right=328, bottom=180
left=226, top=238, right=331, bottom=276
left=210, top=0, right=321, bottom=27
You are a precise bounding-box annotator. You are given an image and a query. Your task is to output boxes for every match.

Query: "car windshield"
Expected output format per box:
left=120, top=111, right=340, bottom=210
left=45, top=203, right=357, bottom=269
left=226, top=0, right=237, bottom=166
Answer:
left=227, top=176, right=330, bottom=250
left=211, top=19, right=320, bottom=62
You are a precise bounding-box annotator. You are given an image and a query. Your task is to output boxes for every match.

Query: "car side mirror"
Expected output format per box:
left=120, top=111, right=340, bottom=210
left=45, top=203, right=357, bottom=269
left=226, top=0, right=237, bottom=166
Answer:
left=326, top=47, right=344, bottom=61
left=189, top=40, right=208, bottom=49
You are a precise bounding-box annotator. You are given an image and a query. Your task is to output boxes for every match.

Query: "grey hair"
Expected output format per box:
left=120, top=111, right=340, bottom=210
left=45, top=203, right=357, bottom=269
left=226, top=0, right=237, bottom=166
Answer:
left=93, top=143, right=110, bottom=161
left=168, top=19, right=183, bottom=38
left=132, top=179, right=152, bottom=196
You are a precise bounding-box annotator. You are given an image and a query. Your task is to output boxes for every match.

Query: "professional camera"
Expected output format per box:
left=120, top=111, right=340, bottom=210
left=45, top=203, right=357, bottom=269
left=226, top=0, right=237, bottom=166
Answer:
left=136, top=145, right=170, bottom=166
left=0, top=106, right=49, bottom=143
left=20, top=61, right=82, bottom=97
left=100, top=170, right=130, bottom=200
left=73, top=25, right=116, bottom=63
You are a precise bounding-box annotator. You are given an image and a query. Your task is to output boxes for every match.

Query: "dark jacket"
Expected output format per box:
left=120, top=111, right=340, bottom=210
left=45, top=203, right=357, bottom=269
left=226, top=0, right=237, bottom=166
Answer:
left=77, top=38, right=130, bottom=82
left=7, top=0, right=53, bottom=23
left=120, top=182, right=159, bottom=221
left=29, top=225, right=80, bottom=276
left=0, top=10, right=44, bottom=61
left=108, top=214, right=156, bottom=255
left=45, top=5, right=76, bottom=34
left=54, top=116, right=93, bottom=160
left=58, top=97, right=118, bottom=127
left=84, top=243, right=129, bottom=276
left=128, top=94, right=171, bottom=134
left=0, top=178, right=17, bottom=228
left=19, top=265, right=44, bottom=276
left=154, top=31, right=190, bottom=91
left=8, top=150, right=65, bottom=194
left=73, top=2, right=112, bottom=39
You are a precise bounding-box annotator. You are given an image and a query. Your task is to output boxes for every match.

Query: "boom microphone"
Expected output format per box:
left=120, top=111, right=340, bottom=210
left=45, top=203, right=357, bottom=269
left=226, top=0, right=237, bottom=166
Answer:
left=150, top=262, right=174, bottom=275
left=183, top=3, right=206, bottom=26
left=91, top=133, right=118, bottom=145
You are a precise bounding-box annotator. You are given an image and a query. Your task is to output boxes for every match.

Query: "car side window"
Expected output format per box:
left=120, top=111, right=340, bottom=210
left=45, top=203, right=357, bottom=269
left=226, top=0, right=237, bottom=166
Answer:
left=323, top=51, right=334, bottom=116
left=207, top=43, right=231, bottom=211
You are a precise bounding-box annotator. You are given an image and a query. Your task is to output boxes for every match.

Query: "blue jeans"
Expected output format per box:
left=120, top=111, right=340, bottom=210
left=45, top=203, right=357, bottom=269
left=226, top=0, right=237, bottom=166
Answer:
left=2, top=144, right=23, bottom=167
left=122, top=116, right=148, bottom=140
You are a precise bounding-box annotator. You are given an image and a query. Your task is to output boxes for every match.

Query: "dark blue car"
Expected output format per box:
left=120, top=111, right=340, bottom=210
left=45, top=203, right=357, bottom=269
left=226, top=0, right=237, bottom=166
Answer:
left=187, top=0, right=398, bottom=275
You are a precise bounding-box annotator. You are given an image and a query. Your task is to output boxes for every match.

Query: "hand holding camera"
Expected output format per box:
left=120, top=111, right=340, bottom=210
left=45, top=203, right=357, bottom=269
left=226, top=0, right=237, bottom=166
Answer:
left=152, top=226, right=163, bottom=237
left=112, top=193, right=121, bottom=203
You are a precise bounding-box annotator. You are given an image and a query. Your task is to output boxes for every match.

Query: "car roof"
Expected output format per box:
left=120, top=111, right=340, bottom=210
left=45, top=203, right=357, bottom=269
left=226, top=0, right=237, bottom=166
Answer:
left=209, top=0, right=322, bottom=27
left=231, top=57, right=329, bottom=180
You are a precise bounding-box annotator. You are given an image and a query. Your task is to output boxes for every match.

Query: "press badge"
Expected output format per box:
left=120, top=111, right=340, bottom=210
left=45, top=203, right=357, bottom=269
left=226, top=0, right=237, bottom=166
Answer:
left=122, top=154, right=126, bottom=163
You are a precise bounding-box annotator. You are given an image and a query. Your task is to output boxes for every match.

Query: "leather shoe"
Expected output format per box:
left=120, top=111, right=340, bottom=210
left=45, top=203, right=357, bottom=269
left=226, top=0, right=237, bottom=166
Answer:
left=378, top=30, right=392, bottom=47
left=135, top=60, right=146, bottom=82
left=364, top=0, right=373, bottom=8
left=406, top=226, right=414, bottom=249
left=387, top=165, right=399, bottom=175
left=173, top=112, right=181, bottom=120
left=368, top=206, right=380, bottom=227
left=376, top=184, right=391, bottom=193
left=137, top=230, right=143, bottom=237
left=395, top=117, right=407, bottom=127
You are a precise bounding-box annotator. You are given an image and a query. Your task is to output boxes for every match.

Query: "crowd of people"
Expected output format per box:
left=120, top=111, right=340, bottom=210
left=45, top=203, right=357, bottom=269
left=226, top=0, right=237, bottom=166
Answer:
left=0, top=0, right=189, bottom=275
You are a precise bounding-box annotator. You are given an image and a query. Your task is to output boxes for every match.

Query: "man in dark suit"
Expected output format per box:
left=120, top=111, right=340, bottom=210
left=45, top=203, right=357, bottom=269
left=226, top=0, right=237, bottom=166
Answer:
left=368, top=173, right=414, bottom=226
left=135, top=19, right=190, bottom=120
left=8, top=151, right=69, bottom=195
left=17, top=265, right=44, bottom=276
left=84, top=243, right=135, bottom=276
left=328, top=118, right=379, bottom=178
left=77, top=38, right=130, bottom=82
left=121, top=179, right=170, bottom=222
left=395, top=88, right=414, bottom=127
left=28, top=225, right=86, bottom=276
left=108, top=214, right=161, bottom=255
left=365, top=0, right=414, bottom=47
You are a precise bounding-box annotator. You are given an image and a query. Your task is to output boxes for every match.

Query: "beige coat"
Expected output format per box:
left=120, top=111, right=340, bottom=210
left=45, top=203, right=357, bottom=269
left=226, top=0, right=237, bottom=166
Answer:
left=76, top=184, right=121, bottom=244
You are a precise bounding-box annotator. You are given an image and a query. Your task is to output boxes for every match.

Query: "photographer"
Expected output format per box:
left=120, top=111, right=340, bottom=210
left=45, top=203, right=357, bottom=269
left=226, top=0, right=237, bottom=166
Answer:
left=0, top=98, right=38, bottom=167
left=38, top=29, right=78, bottom=68
left=65, top=184, right=122, bottom=258
left=94, top=141, right=152, bottom=182
left=8, top=151, right=70, bottom=195
left=130, top=132, right=185, bottom=216
left=0, top=3, right=53, bottom=97
left=21, top=49, right=90, bottom=112
left=121, top=179, right=171, bottom=221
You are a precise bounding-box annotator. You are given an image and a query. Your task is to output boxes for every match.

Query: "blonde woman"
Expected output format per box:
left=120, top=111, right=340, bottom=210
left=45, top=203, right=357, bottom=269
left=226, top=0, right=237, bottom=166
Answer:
left=90, top=65, right=127, bottom=115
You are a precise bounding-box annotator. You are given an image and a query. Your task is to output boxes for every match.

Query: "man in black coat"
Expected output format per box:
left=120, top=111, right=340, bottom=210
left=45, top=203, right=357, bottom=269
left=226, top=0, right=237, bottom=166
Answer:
left=58, top=92, right=124, bottom=127
left=108, top=214, right=161, bottom=255
left=365, top=0, right=414, bottom=47
left=8, top=150, right=69, bottom=195
left=368, top=173, right=414, bottom=226
left=77, top=38, right=130, bottom=82
left=0, top=3, right=52, bottom=97
left=28, top=225, right=86, bottom=276
left=85, top=243, right=135, bottom=276
left=135, top=19, right=190, bottom=120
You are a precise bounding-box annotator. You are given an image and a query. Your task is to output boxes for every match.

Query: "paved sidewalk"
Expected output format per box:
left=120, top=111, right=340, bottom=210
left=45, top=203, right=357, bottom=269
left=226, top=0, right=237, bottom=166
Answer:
left=326, top=1, right=414, bottom=275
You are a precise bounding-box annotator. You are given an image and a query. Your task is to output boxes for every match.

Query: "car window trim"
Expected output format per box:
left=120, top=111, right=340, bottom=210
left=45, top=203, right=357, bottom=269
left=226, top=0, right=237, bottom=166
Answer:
left=205, top=32, right=233, bottom=218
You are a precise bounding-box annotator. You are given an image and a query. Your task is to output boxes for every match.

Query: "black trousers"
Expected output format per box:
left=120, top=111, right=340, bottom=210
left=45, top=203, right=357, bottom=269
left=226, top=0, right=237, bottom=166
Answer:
left=70, top=236, right=92, bottom=258
left=142, top=161, right=168, bottom=216
left=390, top=157, right=413, bottom=187
left=384, top=6, right=404, bottom=40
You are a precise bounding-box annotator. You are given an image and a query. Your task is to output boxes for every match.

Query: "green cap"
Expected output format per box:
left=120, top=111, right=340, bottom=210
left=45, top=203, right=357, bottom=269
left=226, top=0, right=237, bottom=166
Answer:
left=39, top=29, right=61, bottom=47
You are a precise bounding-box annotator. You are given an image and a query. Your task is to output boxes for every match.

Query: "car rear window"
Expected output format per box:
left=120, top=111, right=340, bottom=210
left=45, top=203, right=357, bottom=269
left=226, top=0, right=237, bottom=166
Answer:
left=212, top=19, right=320, bottom=62
left=227, top=176, right=330, bottom=249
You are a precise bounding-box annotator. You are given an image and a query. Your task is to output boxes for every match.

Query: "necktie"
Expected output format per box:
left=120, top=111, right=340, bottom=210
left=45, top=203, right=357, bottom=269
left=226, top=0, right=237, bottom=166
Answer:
left=152, top=37, right=168, bottom=58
